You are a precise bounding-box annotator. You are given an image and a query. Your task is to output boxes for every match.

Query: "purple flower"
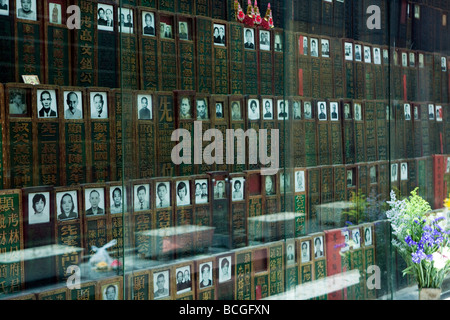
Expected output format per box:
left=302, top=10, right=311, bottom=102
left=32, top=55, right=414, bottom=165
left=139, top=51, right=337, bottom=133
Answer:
left=405, top=235, right=417, bottom=246
left=412, top=250, right=427, bottom=263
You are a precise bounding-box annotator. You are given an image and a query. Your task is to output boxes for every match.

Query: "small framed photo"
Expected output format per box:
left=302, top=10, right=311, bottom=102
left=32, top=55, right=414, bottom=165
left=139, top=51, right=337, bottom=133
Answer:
left=37, top=89, right=58, bottom=118
left=400, top=162, right=408, bottom=181
left=294, top=170, right=305, bottom=193
left=436, top=105, right=443, bottom=121
left=414, top=105, right=419, bottom=120
left=303, top=101, right=312, bottom=119
left=9, top=88, right=28, bottom=116
left=56, top=190, right=79, bottom=221
left=22, top=75, right=40, bottom=85
left=419, top=53, right=424, bottom=68
left=137, top=94, right=152, bottom=120
left=196, top=98, right=209, bottom=120
left=63, top=91, right=83, bottom=120
left=198, top=262, right=213, bottom=289
left=286, top=240, right=296, bottom=265
left=16, top=0, right=37, bottom=21
left=442, top=57, right=447, bottom=72
left=153, top=270, right=170, bottom=299
left=391, top=163, right=398, bottom=182
left=244, top=27, right=255, bottom=49
left=321, top=39, right=329, bottom=57
left=317, top=101, right=327, bottom=121
left=179, top=96, right=192, bottom=120
left=118, top=7, right=134, bottom=34
left=352, top=229, right=361, bottom=249
left=162, top=23, right=173, bottom=39
left=354, top=103, right=362, bottom=121
left=218, top=256, right=232, bottom=283
left=179, top=21, right=189, bottom=40
left=48, top=2, right=62, bottom=25
left=383, top=49, right=389, bottom=65
left=215, top=102, right=223, bottom=119
left=231, top=178, right=244, bottom=202
left=342, top=230, right=350, bottom=252
left=428, top=104, right=435, bottom=120
left=344, top=42, right=353, bottom=61
left=134, top=184, right=150, bottom=211
left=274, top=33, right=282, bottom=52
left=97, top=3, right=114, bottom=31
left=300, top=240, right=310, bottom=263
left=277, top=100, right=288, bottom=120
left=214, top=180, right=226, bottom=199
left=0, top=0, right=8, bottom=16
left=364, top=46, right=372, bottom=63
left=248, top=99, right=260, bottom=120
left=292, top=101, right=301, bottom=119
left=302, top=36, right=308, bottom=55
left=155, top=181, right=170, bottom=208
left=279, top=171, right=291, bottom=193
left=231, top=100, right=242, bottom=120
left=102, top=282, right=119, bottom=300
left=110, top=186, right=126, bottom=214
left=176, top=265, right=192, bottom=294
left=364, top=226, right=373, bottom=246
left=142, top=11, right=155, bottom=36
left=85, top=188, right=105, bottom=216
left=409, top=52, right=415, bottom=67
left=343, top=103, right=352, bottom=120
left=28, top=192, right=51, bottom=225
left=346, top=169, right=354, bottom=187
left=313, top=236, right=324, bottom=258
left=354, top=44, right=362, bottom=62
left=446, top=157, right=450, bottom=173
left=194, top=179, right=208, bottom=204
left=176, top=180, right=190, bottom=206
left=213, top=23, right=226, bottom=46
left=373, top=47, right=381, bottom=65
left=330, top=102, right=339, bottom=121
left=259, top=30, right=270, bottom=51
left=90, top=91, right=108, bottom=119
left=310, top=38, right=319, bottom=57
left=402, top=52, right=408, bottom=67
left=369, top=166, right=377, bottom=184
left=404, top=103, right=411, bottom=120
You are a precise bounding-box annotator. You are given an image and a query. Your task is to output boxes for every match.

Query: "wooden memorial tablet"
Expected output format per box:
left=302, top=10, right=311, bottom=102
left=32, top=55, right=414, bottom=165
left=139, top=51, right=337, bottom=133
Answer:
left=243, top=26, right=258, bottom=95
left=211, top=94, right=229, bottom=172
left=361, top=223, right=376, bottom=299
left=118, top=6, right=139, bottom=90
left=196, top=15, right=213, bottom=94
left=177, top=15, right=196, bottom=91
left=246, top=170, right=263, bottom=245
left=139, top=8, right=158, bottom=90
left=59, top=87, right=88, bottom=186
left=53, top=186, right=84, bottom=284
left=262, top=96, right=276, bottom=171
left=353, top=100, right=366, bottom=163
left=229, top=172, right=247, bottom=249
left=127, top=269, right=151, bottom=300
left=319, top=37, right=333, bottom=98
left=234, top=248, right=253, bottom=300
left=310, top=37, right=321, bottom=99
left=173, top=176, right=194, bottom=258
left=273, top=29, right=284, bottom=96
left=343, top=39, right=355, bottom=99
left=297, top=236, right=313, bottom=286
left=195, top=93, right=213, bottom=173
left=293, top=168, right=307, bottom=236
left=246, top=96, right=261, bottom=171
left=284, top=238, right=298, bottom=291
left=159, top=13, right=178, bottom=91
left=37, top=286, right=68, bottom=300
left=131, top=179, right=152, bottom=257
left=319, top=166, right=333, bottom=229
left=174, top=90, right=195, bottom=176
left=342, top=100, right=355, bottom=164
left=252, top=245, right=269, bottom=299
left=307, top=167, right=320, bottom=233
left=69, top=280, right=96, bottom=300
left=303, top=99, right=317, bottom=166
left=213, top=20, right=229, bottom=94
left=155, top=91, right=175, bottom=177
left=208, top=171, right=230, bottom=248
left=228, top=95, right=247, bottom=173
left=364, top=44, right=375, bottom=100
left=316, top=99, right=330, bottom=166
left=376, top=101, right=388, bottom=161
left=291, top=99, right=305, bottom=168
left=0, top=84, right=4, bottom=188
left=298, top=34, right=311, bottom=98
left=259, top=28, right=273, bottom=95
left=348, top=225, right=364, bottom=300
left=324, top=227, right=345, bottom=300
left=365, top=100, right=377, bottom=162
left=229, top=21, right=244, bottom=95
left=192, top=174, right=212, bottom=254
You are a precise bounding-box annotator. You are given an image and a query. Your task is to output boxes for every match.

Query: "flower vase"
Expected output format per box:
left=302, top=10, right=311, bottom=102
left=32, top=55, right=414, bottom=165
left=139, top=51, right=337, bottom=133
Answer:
left=418, top=287, right=441, bottom=300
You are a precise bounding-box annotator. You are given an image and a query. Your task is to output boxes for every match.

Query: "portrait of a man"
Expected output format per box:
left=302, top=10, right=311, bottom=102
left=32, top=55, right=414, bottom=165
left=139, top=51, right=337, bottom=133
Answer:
left=9, top=89, right=28, bottom=116
left=37, top=89, right=58, bottom=118
left=17, top=0, right=37, bottom=21
left=330, top=102, right=339, bottom=121
left=179, top=21, right=188, bottom=40
left=0, top=0, right=9, bottom=16
left=214, top=180, right=225, bottom=199
left=310, top=38, right=318, bottom=57
left=244, top=28, right=254, bottom=49
left=154, top=270, right=170, bottom=299
left=138, top=95, right=152, bottom=120
left=179, top=97, right=192, bottom=120
left=156, top=182, right=170, bottom=208
left=231, top=101, right=241, bottom=120
left=85, top=188, right=105, bottom=216
left=277, top=100, right=288, bottom=120
left=263, top=99, right=273, bottom=120
left=64, top=91, right=83, bottom=120
left=196, top=98, right=208, bottom=120
left=134, top=184, right=150, bottom=211
left=259, top=30, right=270, bottom=51
left=318, top=102, right=327, bottom=120
left=90, top=92, right=108, bottom=119
left=142, top=12, right=155, bottom=36
left=304, top=101, right=312, bottom=119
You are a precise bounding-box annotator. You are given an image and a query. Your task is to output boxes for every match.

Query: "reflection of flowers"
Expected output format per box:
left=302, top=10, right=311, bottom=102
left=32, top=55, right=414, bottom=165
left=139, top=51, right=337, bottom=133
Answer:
left=386, top=188, right=450, bottom=289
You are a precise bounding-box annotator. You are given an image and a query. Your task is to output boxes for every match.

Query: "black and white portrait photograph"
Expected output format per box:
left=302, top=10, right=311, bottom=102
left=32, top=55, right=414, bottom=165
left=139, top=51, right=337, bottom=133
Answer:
left=300, top=240, right=310, bottom=263
left=199, top=262, right=213, bottom=289
left=318, top=101, right=327, bottom=121
left=302, top=36, right=308, bottom=55
left=176, top=265, right=192, bottom=294
left=0, top=0, right=8, bottom=16
left=162, top=23, right=173, bottom=39
left=9, top=88, right=28, bottom=116
left=179, top=21, right=188, bottom=40
left=354, top=103, right=362, bottom=121
left=414, top=105, right=419, bottom=120
left=138, top=94, right=152, bottom=120
left=64, top=91, right=83, bottom=120
left=274, top=33, right=282, bottom=52
left=373, top=47, right=381, bottom=65
left=213, top=24, right=226, bottom=46
left=400, top=162, right=408, bottom=181
left=179, top=96, right=192, bottom=120
left=29, top=192, right=50, bottom=225
left=134, top=184, right=150, bottom=211
left=352, top=229, right=361, bottom=249
left=259, top=30, right=270, bottom=51
left=310, top=38, right=319, bottom=57
left=280, top=172, right=291, bottom=193
left=16, top=0, right=37, bottom=21
left=409, top=52, right=415, bottom=67
left=195, top=179, right=208, bottom=204
left=110, top=186, right=126, bottom=214
left=402, top=52, right=408, bottom=67
left=102, top=283, right=118, bottom=300
left=313, top=236, right=324, bottom=259
left=347, top=169, right=354, bottom=187
left=442, top=57, right=447, bottom=72
left=342, top=230, right=350, bottom=252
left=404, top=103, right=411, bottom=120
left=428, top=104, right=435, bottom=120
left=196, top=98, right=209, bottom=120
left=37, top=89, right=58, bottom=119
left=286, top=240, right=296, bottom=265
left=303, top=101, right=312, bottom=119
left=344, top=42, right=353, bottom=61
left=292, top=101, right=301, bottom=119
left=49, top=2, right=62, bottom=24
left=232, top=178, right=244, bottom=202
left=97, top=3, right=114, bottom=31
left=155, top=182, right=170, bottom=208
left=265, top=175, right=275, bottom=195
left=321, top=39, right=329, bottom=57
left=244, top=27, right=255, bottom=49
left=330, top=102, right=339, bottom=121
left=419, top=53, right=424, bottom=68
left=364, top=226, right=373, bottom=246
left=176, top=180, right=190, bottom=207
left=219, top=256, right=232, bottom=283
left=153, top=270, right=170, bottom=299
left=215, top=102, right=223, bottom=119
left=142, top=11, right=155, bottom=36
left=344, top=103, right=351, bottom=120
left=369, top=166, right=377, bottom=184
left=248, top=99, right=260, bottom=120
left=391, top=163, right=398, bottom=182
left=90, top=92, right=108, bottom=119
left=294, top=170, right=305, bottom=193
left=56, top=191, right=78, bottom=221
left=231, top=101, right=242, bottom=120
left=118, top=7, right=134, bottom=33
left=277, top=100, right=288, bottom=120
left=364, top=46, right=371, bottom=63
left=383, top=49, right=389, bottom=65
left=85, top=188, right=105, bottom=216
left=214, top=180, right=226, bottom=199
left=354, top=44, right=362, bottom=62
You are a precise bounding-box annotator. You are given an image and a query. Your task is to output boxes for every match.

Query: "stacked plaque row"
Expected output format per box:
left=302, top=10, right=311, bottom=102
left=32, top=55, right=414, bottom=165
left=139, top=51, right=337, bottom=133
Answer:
left=2, top=220, right=396, bottom=300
